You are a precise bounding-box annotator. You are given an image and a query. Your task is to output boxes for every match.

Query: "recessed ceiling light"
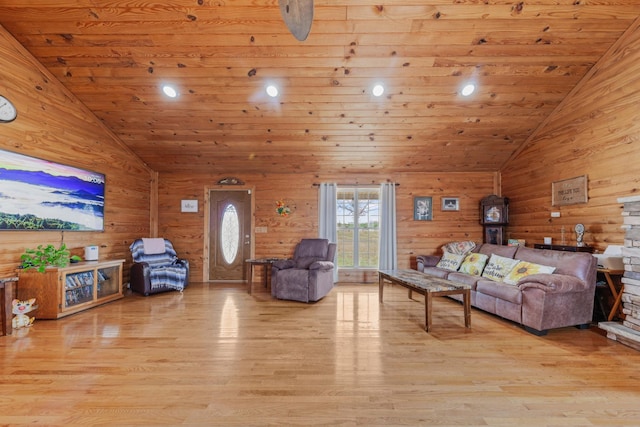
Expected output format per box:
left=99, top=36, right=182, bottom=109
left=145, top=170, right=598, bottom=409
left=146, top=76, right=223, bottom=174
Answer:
left=266, top=85, right=279, bottom=97
left=162, top=85, right=178, bottom=98
left=461, top=83, right=476, bottom=97
left=372, top=84, right=385, bottom=97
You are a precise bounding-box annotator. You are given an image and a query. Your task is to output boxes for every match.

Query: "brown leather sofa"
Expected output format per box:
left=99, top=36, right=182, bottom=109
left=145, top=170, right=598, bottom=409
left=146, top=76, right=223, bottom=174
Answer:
left=416, top=243, right=597, bottom=335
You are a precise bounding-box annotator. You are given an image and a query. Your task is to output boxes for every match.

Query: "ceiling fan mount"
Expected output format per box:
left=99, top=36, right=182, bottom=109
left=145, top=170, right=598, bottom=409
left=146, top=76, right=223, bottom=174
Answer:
left=278, top=0, right=314, bottom=41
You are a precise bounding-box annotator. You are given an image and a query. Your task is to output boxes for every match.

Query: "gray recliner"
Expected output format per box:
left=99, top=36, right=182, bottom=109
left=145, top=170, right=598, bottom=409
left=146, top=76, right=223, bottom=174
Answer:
left=271, top=238, right=337, bottom=303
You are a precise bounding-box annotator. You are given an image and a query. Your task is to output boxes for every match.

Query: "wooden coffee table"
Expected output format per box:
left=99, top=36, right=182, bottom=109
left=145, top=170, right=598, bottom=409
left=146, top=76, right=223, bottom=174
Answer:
left=379, top=269, right=471, bottom=332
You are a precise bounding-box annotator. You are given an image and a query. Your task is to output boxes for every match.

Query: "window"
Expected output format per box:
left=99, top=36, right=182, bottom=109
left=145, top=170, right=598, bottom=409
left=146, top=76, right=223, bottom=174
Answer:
left=337, top=187, right=379, bottom=268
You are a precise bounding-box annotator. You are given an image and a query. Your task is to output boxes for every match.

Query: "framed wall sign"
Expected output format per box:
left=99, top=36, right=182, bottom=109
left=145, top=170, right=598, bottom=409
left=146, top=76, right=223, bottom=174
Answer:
left=181, top=199, right=198, bottom=213
left=552, top=175, right=588, bottom=206
left=413, top=196, right=433, bottom=221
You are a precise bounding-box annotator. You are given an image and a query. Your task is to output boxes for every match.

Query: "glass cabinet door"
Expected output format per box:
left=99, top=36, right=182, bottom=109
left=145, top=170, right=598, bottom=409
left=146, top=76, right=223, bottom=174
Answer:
left=97, top=265, right=120, bottom=299
left=64, top=271, right=94, bottom=308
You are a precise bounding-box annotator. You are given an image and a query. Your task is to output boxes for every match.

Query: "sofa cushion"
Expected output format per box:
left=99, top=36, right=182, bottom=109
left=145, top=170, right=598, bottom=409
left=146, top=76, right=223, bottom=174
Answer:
left=441, top=241, right=476, bottom=255
left=476, top=279, right=523, bottom=304
left=436, top=252, right=466, bottom=271
left=503, top=261, right=556, bottom=285
left=458, top=253, right=489, bottom=276
left=482, top=254, right=520, bottom=282
left=514, top=246, right=594, bottom=283
left=476, top=243, right=518, bottom=259
left=447, top=271, right=483, bottom=290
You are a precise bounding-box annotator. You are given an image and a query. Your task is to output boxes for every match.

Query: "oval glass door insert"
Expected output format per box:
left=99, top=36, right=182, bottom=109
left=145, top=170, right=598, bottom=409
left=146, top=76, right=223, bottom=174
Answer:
left=221, top=204, right=240, bottom=264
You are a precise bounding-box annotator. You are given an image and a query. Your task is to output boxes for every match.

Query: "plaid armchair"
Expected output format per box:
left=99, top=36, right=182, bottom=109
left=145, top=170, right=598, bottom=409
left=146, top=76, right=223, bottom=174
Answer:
left=129, top=238, right=189, bottom=296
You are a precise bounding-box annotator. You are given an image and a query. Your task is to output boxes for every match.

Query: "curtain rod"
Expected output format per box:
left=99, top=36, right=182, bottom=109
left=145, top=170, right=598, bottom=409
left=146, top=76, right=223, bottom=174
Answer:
left=312, top=182, right=399, bottom=187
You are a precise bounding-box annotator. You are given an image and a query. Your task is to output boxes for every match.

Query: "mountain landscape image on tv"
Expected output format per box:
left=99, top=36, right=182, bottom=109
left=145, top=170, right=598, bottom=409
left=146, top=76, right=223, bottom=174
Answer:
left=0, top=149, right=105, bottom=231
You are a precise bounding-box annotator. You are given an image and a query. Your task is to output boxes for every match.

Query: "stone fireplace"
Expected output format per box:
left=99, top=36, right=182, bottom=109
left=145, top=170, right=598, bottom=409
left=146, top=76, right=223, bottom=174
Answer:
left=599, top=195, right=640, bottom=351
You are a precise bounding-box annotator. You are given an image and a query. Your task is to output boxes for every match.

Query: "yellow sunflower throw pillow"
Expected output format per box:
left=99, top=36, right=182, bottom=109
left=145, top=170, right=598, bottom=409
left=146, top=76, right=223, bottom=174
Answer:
left=503, top=260, right=556, bottom=285
left=458, top=253, right=489, bottom=276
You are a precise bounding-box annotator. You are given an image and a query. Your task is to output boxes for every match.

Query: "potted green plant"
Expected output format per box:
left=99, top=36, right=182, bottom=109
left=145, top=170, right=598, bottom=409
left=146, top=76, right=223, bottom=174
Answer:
left=20, top=244, right=82, bottom=273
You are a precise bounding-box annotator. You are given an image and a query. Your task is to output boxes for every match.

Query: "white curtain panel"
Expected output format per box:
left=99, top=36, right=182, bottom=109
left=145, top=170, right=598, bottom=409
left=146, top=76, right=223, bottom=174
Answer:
left=318, top=182, right=338, bottom=282
left=378, top=182, right=398, bottom=270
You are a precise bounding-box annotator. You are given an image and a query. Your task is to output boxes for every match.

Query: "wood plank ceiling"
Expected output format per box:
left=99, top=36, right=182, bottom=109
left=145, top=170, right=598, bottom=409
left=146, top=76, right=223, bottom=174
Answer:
left=0, top=0, right=638, bottom=175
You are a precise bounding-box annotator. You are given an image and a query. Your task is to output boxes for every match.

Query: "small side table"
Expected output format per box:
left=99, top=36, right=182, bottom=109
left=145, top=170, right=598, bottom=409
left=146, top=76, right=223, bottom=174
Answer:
left=1, top=276, right=18, bottom=336
left=245, top=259, right=282, bottom=295
left=598, top=268, right=625, bottom=321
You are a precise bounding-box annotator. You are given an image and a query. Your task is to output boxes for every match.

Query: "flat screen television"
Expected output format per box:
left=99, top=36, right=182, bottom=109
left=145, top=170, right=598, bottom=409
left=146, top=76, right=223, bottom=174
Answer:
left=0, top=148, right=105, bottom=231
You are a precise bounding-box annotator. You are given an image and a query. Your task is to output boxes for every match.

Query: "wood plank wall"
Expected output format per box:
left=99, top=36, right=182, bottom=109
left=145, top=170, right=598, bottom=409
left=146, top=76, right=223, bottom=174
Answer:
left=501, top=19, right=640, bottom=251
left=0, top=26, right=152, bottom=278
left=5, top=18, right=639, bottom=287
left=158, top=171, right=495, bottom=283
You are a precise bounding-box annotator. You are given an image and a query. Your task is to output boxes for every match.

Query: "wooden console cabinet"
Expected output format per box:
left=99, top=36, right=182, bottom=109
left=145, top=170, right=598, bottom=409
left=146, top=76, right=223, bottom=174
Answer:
left=533, top=244, right=594, bottom=253
left=17, top=259, right=125, bottom=319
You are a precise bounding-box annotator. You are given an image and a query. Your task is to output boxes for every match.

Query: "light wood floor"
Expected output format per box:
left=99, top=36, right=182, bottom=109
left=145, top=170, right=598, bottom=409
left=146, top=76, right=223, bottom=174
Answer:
left=1, top=282, right=640, bottom=426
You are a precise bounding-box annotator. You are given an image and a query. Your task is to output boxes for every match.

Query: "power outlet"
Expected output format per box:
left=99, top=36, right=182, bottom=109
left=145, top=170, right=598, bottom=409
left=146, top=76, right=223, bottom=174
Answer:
left=551, top=212, right=561, bottom=218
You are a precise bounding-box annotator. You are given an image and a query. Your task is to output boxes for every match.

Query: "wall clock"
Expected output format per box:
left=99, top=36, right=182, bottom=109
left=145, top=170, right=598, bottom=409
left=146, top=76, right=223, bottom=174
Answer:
left=480, top=195, right=510, bottom=245
left=0, top=95, right=17, bottom=123
left=480, top=195, right=509, bottom=225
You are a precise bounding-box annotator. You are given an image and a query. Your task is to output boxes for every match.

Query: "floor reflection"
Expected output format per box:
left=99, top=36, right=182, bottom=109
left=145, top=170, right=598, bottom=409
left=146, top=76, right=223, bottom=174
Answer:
left=335, top=291, right=382, bottom=385
left=218, top=294, right=239, bottom=338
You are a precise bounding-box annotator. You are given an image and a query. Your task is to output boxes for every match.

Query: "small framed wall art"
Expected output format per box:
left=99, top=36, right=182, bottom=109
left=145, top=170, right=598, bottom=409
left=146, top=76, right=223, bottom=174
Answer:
left=414, top=196, right=433, bottom=221
left=181, top=199, right=198, bottom=213
left=441, top=197, right=460, bottom=211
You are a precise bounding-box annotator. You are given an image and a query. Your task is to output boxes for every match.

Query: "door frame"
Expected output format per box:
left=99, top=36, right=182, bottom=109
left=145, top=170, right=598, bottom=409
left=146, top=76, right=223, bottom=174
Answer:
left=203, top=186, right=255, bottom=282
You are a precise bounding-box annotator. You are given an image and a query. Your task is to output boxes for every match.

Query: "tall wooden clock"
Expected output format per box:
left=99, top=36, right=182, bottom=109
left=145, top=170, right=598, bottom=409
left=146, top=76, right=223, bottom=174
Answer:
left=480, top=195, right=509, bottom=245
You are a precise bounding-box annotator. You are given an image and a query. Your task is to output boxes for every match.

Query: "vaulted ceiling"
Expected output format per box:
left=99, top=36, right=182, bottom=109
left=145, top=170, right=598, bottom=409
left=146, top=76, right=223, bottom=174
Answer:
left=0, top=1, right=638, bottom=175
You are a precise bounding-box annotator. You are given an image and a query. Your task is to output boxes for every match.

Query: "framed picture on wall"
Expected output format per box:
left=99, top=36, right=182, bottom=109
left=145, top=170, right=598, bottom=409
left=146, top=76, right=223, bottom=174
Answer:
left=413, top=196, right=433, bottom=221
left=441, top=197, right=459, bottom=211
left=0, top=148, right=105, bottom=231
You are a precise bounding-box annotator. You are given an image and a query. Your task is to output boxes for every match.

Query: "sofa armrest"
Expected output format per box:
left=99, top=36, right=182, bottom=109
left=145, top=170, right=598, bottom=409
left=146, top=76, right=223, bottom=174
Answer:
left=518, top=273, right=587, bottom=293
left=309, top=261, right=334, bottom=271
left=272, top=259, right=295, bottom=270
left=416, top=255, right=440, bottom=271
